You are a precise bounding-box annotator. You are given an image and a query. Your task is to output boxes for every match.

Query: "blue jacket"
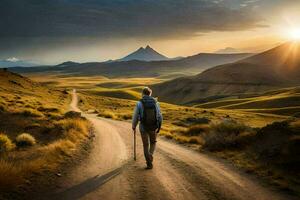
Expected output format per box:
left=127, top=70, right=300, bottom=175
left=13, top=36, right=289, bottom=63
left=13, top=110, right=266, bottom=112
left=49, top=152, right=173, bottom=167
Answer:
left=132, top=95, right=163, bottom=133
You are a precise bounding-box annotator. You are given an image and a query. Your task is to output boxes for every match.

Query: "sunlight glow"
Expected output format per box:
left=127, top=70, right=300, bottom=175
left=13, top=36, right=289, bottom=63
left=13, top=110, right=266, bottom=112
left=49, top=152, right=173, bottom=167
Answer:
left=289, top=28, right=300, bottom=40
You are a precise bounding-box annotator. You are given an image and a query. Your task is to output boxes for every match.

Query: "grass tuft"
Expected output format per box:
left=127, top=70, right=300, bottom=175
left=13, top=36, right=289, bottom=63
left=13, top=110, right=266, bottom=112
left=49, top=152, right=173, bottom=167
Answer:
left=0, top=134, right=15, bottom=153
left=98, top=110, right=116, bottom=119
left=16, top=133, right=36, bottom=147
left=17, top=108, right=44, bottom=118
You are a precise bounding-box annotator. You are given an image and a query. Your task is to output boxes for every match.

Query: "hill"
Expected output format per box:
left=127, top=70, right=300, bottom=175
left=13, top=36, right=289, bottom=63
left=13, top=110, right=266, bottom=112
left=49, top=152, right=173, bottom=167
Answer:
left=196, top=86, right=300, bottom=116
left=10, top=53, right=252, bottom=78
left=119, top=45, right=169, bottom=61
left=152, top=42, right=300, bottom=104
left=0, top=69, right=90, bottom=198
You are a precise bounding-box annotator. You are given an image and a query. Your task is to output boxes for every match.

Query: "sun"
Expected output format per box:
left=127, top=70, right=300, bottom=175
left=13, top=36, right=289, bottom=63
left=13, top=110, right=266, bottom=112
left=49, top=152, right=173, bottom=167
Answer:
left=289, top=28, right=300, bottom=40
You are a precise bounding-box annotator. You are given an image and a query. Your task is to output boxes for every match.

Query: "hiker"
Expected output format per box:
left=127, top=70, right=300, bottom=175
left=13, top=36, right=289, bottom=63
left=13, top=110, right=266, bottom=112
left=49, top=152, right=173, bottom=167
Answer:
left=132, top=87, right=163, bottom=169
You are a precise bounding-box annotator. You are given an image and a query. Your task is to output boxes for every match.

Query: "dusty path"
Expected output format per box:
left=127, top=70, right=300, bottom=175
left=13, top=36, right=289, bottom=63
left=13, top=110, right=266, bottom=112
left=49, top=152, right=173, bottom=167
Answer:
left=46, top=90, right=296, bottom=200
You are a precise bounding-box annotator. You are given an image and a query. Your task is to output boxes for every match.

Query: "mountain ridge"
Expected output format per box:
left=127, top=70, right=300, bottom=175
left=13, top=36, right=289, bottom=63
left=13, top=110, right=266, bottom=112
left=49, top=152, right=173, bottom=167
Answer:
left=152, top=42, right=300, bottom=104
left=119, top=45, right=169, bottom=61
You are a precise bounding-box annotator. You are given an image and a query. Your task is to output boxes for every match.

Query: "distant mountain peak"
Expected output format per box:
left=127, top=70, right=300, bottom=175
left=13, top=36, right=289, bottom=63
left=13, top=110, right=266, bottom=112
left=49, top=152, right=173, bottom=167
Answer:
left=119, top=45, right=169, bottom=61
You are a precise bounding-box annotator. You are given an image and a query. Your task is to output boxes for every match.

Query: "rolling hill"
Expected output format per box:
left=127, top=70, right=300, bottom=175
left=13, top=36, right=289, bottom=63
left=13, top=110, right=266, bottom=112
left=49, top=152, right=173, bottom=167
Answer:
left=196, top=86, right=300, bottom=116
left=0, top=69, right=91, bottom=198
left=10, top=52, right=252, bottom=78
left=152, top=42, right=300, bottom=104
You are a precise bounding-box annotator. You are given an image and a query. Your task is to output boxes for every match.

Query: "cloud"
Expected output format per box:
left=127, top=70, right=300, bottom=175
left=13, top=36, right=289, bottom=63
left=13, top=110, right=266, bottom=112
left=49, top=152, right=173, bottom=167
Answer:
left=0, top=0, right=265, bottom=40
left=6, top=57, right=19, bottom=62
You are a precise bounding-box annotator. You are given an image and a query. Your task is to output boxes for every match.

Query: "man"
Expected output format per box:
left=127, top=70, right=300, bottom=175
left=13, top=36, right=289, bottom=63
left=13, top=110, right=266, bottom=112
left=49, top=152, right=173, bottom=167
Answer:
left=132, top=87, right=163, bottom=169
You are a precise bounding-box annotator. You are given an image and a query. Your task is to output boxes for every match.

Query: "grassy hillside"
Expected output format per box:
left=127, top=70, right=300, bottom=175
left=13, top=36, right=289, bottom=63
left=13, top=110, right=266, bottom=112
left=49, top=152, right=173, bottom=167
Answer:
left=25, top=73, right=299, bottom=196
left=152, top=42, right=300, bottom=105
left=0, top=69, right=91, bottom=199
left=196, top=87, right=300, bottom=116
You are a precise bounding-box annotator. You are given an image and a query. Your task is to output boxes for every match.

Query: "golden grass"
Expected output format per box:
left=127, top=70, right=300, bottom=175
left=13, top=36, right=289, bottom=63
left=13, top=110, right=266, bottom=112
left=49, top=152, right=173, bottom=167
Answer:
left=16, top=133, right=36, bottom=147
left=0, top=118, right=91, bottom=194
left=0, top=134, right=15, bottom=152
left=0, top=160, right=23, bottom=191
left=196, top=87, right=300, bottom=116
left=0, top=71, right=92, bottom=196
left=97, top=110, right=117, bottom=119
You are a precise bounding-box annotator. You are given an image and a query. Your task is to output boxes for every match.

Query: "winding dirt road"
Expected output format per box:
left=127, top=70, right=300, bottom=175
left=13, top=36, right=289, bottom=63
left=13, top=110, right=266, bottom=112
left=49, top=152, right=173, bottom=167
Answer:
left=46, top=90, right=295, bottom=200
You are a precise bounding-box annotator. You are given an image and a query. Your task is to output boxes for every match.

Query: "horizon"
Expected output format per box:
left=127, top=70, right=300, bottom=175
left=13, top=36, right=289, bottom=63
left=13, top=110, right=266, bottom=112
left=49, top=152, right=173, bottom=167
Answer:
left=1, top=0, right=300, bottom=64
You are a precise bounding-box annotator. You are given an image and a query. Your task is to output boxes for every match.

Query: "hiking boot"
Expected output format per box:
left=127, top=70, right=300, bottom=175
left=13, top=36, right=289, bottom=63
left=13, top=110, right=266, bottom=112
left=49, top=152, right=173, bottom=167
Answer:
left=145, top=163, right=153, bottom=170
left=149, top=154, right=153, bottom=162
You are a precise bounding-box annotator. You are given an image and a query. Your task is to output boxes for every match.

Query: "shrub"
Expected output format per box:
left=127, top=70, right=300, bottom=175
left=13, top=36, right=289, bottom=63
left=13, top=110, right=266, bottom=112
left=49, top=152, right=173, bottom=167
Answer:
left=57, top=119, right=90, bottom=141
left=98, top=111, right=116, bottom=119
left=184, top=124, right=210, bottom=136
left=203, top=119, right=253, bottom=151
left=252, top=120, right=300, bottom=166
left=18, top=108, right=43, bottom=118
left=0, top=134, right=14, bottom=153
left=38, top=106, right=60, bottom=113
left=64, top=111, right=81, bottom=119
left=46, top=112, right=63, bottom=120
left=185, top=117, right=210, bottom=124
left=120, top=113, right=132, bottom=120
left=16, top=133, right=36, bottom=147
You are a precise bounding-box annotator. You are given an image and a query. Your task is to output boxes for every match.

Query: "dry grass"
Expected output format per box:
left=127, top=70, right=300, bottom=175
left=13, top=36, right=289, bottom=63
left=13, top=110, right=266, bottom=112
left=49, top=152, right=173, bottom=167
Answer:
left=0, top=134, right=15, bottom=152
left=16, top=133, right=36, bottom=147
left=0, top=160, right=23, bottom=191
left=97, top=110, right=117, bottom=119
left=16, top=108, right=44, bottom=118
left=202, top=119, right=254, bottom=151
left=0, top=70, right=92, bottom=197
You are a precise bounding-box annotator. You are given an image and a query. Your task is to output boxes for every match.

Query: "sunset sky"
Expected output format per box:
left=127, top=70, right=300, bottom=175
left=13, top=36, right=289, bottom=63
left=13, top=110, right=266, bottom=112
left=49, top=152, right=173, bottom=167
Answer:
left=1, top=0, right=300, bottom=64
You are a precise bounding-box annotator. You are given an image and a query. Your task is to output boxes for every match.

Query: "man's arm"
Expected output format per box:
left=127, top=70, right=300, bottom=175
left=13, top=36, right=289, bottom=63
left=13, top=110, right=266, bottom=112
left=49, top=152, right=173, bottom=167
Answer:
left=132, top=102, right=140, bottom=130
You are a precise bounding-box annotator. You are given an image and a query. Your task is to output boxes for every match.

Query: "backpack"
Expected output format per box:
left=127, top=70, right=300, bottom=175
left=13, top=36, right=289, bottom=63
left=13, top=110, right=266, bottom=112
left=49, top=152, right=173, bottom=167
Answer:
left=140, top=98, right=158, bottom=131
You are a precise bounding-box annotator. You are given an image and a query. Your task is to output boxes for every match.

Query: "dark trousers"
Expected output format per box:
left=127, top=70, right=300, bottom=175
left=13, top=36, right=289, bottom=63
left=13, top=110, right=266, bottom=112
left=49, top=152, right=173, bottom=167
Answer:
left=140, top=130, right=157, bottom=165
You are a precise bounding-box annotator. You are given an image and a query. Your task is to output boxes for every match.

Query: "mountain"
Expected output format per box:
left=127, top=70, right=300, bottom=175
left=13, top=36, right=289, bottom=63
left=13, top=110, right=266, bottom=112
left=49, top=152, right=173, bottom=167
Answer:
left=119, top=45, right=169, bottom=61
left=215, top=47, right=243, bottom=54
left=0, top=58, right=36, bottom=68
left=152, top=42, right=300, bottom=105
left=11, top=52, right=252, bottom=78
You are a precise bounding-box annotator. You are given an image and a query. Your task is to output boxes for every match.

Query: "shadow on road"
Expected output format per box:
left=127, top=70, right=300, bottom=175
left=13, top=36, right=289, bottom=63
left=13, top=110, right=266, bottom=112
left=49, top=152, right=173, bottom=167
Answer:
left=51, top=167, right=123, bottom=200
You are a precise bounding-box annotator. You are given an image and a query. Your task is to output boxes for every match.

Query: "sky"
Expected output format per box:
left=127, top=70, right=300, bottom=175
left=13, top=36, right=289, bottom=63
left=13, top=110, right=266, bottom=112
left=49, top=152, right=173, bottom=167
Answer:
left=1, top=0, right=300, bottom=64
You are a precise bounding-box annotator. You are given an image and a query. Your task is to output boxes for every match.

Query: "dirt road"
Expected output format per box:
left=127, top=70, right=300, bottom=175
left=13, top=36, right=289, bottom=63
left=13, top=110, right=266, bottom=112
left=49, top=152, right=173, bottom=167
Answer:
left=47, top=90, right=295, bottom=200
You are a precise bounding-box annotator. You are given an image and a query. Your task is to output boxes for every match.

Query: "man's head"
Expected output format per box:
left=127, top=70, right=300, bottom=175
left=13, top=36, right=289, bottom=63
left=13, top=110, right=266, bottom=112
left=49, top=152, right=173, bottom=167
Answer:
left=142, top=87, right=152, bottom=96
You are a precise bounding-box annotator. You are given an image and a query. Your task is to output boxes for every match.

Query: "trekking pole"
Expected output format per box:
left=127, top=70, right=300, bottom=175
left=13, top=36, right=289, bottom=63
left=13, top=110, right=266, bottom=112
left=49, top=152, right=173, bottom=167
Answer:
left=134, top=129, right=137, bottom=161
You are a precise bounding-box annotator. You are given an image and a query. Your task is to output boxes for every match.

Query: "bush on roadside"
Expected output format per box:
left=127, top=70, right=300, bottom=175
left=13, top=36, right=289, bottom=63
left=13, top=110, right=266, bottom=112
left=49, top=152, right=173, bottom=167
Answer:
left=183, top=124, right=210, bottom=136
left=98, top=111, right=116, bottom=119
left=38, top=106, right=61, bottom=113
left=64, top=111, right=81, bottom=119
left=119, top=113, right=132, bottom=120
left=0, top=134, right=14, bottom=153
left=16, top=133, right=36, bottom=147
left=203, top=119, right=254, bottom=151
left=252, top=120, right=300, bottom=166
